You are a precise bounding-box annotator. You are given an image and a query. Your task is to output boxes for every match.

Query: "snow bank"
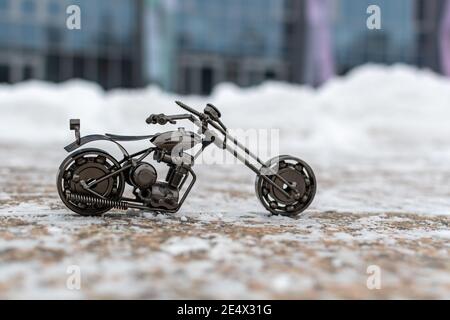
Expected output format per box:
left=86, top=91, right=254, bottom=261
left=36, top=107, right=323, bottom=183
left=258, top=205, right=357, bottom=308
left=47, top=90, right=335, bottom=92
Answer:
left=0, top=64, right=449, bottom=162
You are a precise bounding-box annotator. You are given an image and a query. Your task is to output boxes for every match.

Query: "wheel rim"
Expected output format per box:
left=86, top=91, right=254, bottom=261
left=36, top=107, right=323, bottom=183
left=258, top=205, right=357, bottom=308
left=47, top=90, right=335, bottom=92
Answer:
left=57, top=149, right=124, bottom=215
left=256, top=156, right=316, bottom=216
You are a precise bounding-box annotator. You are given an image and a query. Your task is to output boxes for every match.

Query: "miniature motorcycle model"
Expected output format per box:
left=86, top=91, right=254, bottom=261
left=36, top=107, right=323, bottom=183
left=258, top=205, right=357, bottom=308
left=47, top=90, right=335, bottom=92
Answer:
left=57, top=101, right=316, bottom=217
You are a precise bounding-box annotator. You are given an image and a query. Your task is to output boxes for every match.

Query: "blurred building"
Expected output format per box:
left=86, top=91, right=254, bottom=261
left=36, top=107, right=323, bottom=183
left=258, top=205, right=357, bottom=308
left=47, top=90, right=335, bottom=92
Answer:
left=175, top=0, right=286, bottom=95
left=148, top=0, right=448, bottom=94
left=332, top=0, right=446, bottom=75
left=333, top=0, right=416, bottom=74
left=147, top=0, right=314, bottom=95
left=0, top=0, right=448, bottom=93
left=0, top=0, right=144, bottom=88
left=415, top=0, right=446, bottom=72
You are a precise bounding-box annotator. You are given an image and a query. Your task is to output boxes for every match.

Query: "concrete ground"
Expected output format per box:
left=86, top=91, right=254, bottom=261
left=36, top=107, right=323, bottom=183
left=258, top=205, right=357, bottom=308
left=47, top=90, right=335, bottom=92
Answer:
left=0, top=143, right=449, bottom=299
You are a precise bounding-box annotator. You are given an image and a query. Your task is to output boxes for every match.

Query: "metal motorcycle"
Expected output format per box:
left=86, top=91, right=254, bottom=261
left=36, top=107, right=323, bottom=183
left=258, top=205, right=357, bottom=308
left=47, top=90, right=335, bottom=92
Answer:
left=57, top=101, right=316, bottom=217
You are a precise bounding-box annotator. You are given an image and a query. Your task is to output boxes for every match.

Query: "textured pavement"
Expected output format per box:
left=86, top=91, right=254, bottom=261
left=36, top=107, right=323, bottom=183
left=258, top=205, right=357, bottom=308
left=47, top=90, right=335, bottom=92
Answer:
left=0, top=143, right=449, bottom=299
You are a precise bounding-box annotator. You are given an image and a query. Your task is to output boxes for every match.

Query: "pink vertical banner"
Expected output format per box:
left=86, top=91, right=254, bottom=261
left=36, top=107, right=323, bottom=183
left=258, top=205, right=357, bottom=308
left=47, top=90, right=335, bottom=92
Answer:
left=304, top=0, right=335, bottom=86
left=441, top=0, right=450, bottom=76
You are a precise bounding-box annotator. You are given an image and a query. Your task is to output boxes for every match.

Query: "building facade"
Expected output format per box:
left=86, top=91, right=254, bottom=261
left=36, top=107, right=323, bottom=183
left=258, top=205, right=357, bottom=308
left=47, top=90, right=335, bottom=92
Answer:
left=175, top=0, right=285, bottom=94
left=147, top=0, right=309, bottom=95
left=333, top=0, right=416, bottom=74
left=332, top=0, right=446, bottom=75
left=146, top=0, right=450, bottom=94
left=0, top=0, right=144, bottom=88
left=0, top=0, right=446, bottom=92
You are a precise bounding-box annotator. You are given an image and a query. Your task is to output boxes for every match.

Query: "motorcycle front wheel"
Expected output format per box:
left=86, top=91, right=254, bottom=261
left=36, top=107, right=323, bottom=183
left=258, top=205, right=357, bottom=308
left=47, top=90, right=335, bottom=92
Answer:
left=255, top=155, right=316, bottom=217
left=56, top=148, right=125, bottom=216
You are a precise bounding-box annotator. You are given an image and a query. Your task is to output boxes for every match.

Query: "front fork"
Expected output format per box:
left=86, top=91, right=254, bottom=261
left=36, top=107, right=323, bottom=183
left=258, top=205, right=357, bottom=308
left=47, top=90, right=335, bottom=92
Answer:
left=198, top=126, right=300, bottom=200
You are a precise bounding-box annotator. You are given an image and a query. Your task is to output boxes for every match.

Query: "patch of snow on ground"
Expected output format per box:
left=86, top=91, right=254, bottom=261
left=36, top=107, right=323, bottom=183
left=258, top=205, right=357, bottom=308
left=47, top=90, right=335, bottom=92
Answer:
left=162, top=237, right=211, bottom=255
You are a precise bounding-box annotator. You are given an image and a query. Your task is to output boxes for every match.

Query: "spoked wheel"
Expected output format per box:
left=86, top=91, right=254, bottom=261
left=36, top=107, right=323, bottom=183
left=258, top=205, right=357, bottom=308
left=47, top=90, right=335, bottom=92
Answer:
left=56, top=148, right=125, bottom=216
left=255, top=155, right=316, bottom=217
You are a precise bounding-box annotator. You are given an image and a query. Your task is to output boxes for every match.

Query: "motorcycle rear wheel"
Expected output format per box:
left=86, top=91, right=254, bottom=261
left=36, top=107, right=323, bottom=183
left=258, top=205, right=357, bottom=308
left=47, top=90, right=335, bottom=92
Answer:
left=56, top=148, right=125, bottom=216
left=255, top=155, right=316, bottom=217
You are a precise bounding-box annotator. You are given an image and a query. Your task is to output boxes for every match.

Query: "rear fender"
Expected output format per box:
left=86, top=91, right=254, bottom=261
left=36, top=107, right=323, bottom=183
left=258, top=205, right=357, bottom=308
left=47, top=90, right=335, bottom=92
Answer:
left=64, top=134, right=129, bottom=158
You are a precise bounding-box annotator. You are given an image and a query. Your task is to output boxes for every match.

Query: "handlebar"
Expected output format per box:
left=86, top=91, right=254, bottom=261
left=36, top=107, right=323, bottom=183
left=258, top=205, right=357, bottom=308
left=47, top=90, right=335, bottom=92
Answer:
left=146, top=101, right=227, bottom=135
left=175, top=100, right=227, bottom=131
left=146, top=114, right=176, bottom=125
left=175, top=101, right=203, bottom=118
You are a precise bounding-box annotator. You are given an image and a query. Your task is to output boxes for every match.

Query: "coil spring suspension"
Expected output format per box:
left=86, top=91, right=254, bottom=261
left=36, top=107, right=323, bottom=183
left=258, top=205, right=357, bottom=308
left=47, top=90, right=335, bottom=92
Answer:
left=65, top=192, right=128, bottom=210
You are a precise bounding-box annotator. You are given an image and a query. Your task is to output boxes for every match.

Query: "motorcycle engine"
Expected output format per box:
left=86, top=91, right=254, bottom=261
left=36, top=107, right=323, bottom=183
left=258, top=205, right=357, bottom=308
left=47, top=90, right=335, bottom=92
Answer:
left=130, top=162, right=157, bottom=189
left=129, top=162, right=181, bottom=210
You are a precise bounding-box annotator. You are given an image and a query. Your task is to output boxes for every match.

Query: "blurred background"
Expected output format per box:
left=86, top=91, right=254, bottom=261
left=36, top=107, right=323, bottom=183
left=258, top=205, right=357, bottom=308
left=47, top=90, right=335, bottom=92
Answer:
left=0, top=0, right=449, bottom=95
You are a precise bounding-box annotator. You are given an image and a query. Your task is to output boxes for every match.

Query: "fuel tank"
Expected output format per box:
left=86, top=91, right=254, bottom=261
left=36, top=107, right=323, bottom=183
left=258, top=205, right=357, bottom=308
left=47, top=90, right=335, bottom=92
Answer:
left=150, top=128, right=201, bottom=152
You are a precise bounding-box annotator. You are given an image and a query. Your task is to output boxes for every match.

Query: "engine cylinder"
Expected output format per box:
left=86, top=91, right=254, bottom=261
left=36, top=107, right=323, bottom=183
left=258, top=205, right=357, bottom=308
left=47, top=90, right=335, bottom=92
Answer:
left=166, top=166, right=188, bottom=188
left=130, top=163, right=157, bottom=189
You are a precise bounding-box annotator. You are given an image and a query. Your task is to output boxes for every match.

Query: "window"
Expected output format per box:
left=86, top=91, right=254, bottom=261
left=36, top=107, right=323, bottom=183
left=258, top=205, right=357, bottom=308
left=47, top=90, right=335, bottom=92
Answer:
left=265, top=70, right=276, bottom=80
left=46, top=26, right=62, bottom=46
left=23, top=66, right=33, bottom=80
left=0, top=64, right=10, bottom=83
left=20, top=24, right=40, bottom=48
left=73, top=56, right=86, bottom=79
left=182, top=66, right=192, bottom=94
left=48, top=1, right=60, bottom=15
left=98, top=57, right=109, bottom=89
left=21, top=0, right=35, bottom=14
left=200, top=66, right=213, bottom=95
left=46, top=55, right=60, bottom=82
left=0, top=0, right=9, bottom=11
left=0, top=22, right=13, bottom=45
left=226, top=61, right=238, bottom=83
left=121, top=58, right=132, bottom=88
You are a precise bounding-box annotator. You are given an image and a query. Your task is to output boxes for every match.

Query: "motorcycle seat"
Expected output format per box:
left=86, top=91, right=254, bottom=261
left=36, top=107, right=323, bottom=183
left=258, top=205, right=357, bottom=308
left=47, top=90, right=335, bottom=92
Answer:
left=105, top=133, right=155, bottom=141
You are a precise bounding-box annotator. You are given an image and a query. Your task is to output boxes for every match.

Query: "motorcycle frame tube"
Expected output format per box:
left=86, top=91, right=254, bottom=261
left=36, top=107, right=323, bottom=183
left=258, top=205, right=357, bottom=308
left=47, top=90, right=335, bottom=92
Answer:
left=207, top=120, right=265, bottom=166
left=206, top=119, right=296, bottom=184
left=85, top=148, right=156, bottom=189
left=194, top=120, right=292, bottom=199
left=118, top=148, right=155, bottom=164
left=174, top=113, right=285, bottom=190
left=148, top=111, right=285, bottom=209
